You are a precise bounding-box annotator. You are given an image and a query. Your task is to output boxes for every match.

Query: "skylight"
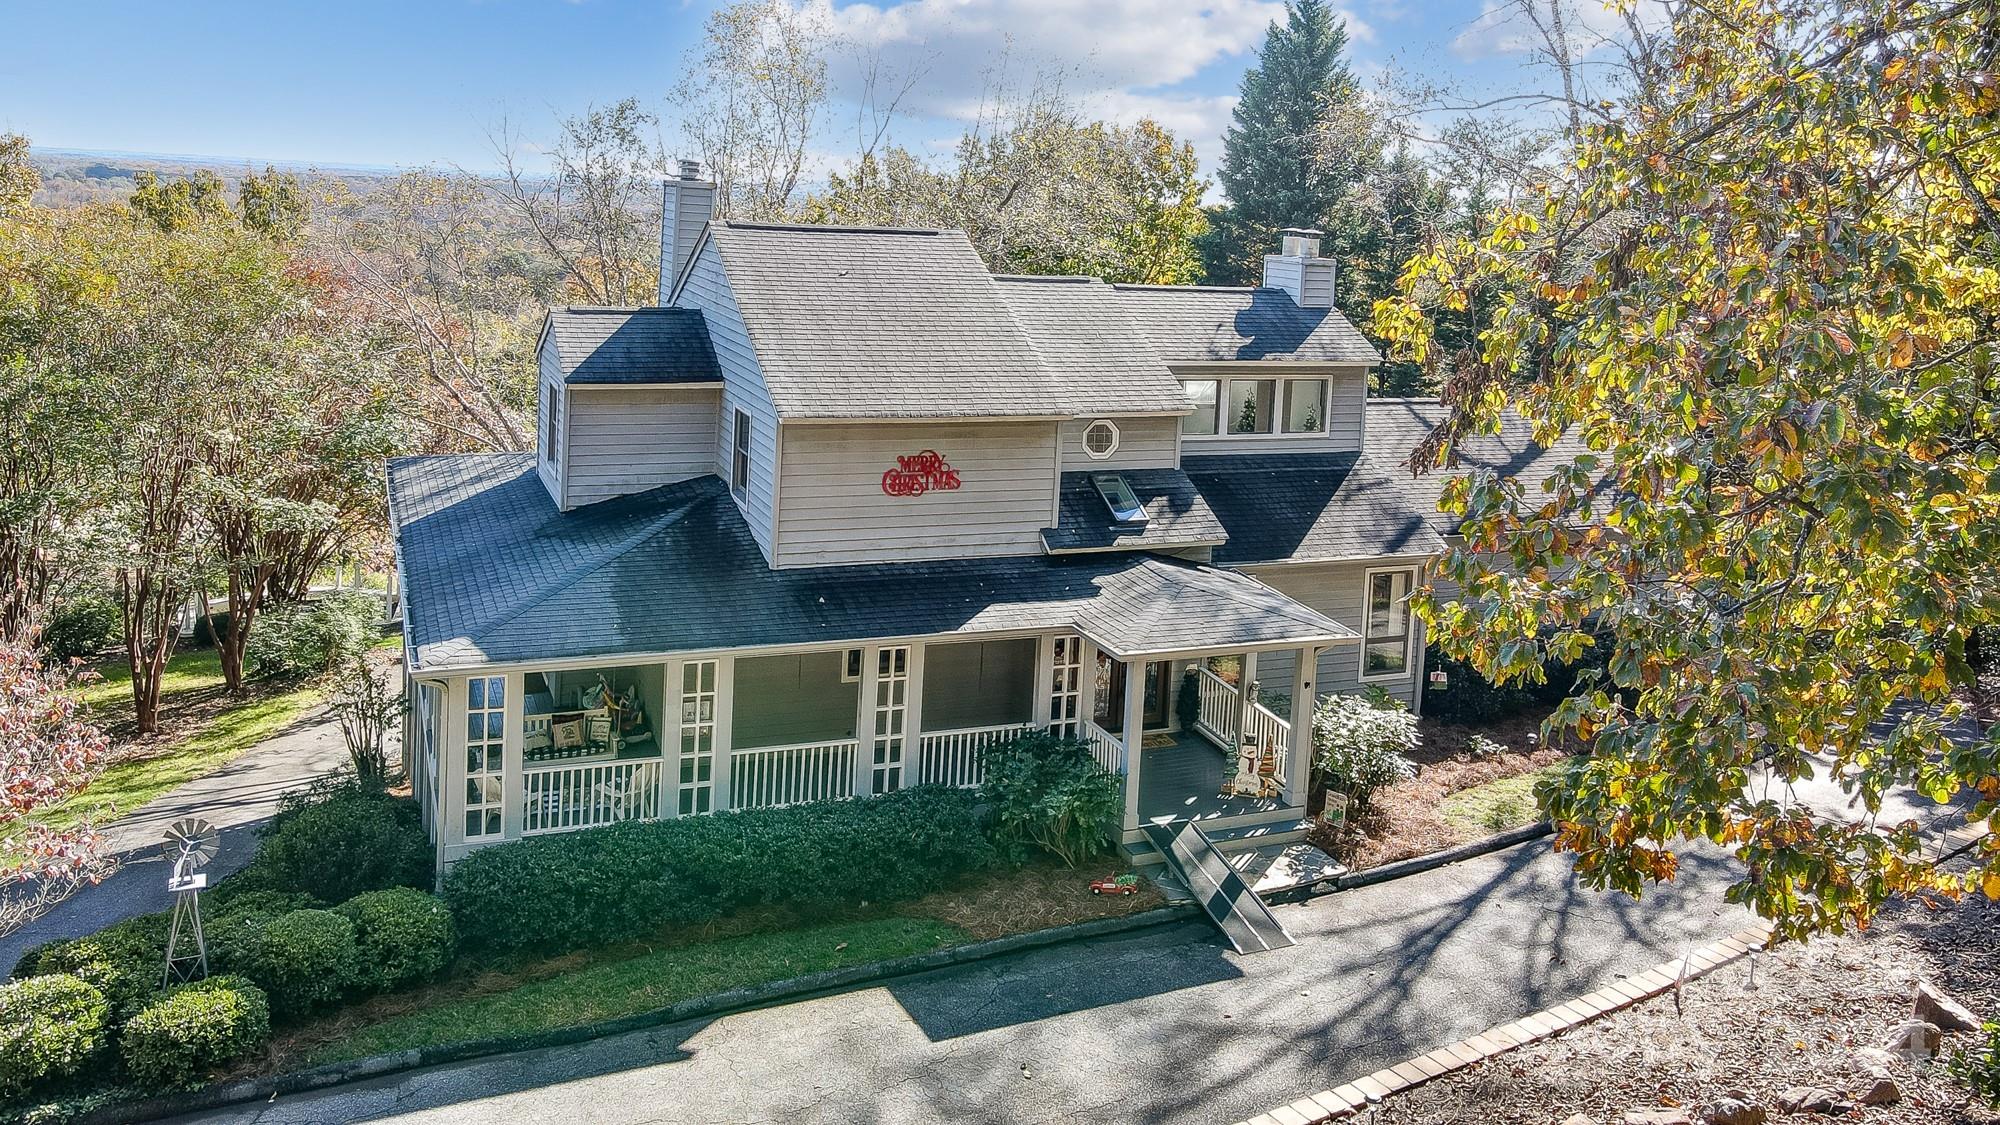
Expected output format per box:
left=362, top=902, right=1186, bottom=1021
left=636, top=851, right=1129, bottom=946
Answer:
left=1091, top=473, right=1147, bottom=526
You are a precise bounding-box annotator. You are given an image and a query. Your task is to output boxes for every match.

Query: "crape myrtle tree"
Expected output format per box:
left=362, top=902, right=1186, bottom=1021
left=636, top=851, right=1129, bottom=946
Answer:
left=0, top=643, right=112, bottom=935
left=1376, top=0, right=2000, bottom=938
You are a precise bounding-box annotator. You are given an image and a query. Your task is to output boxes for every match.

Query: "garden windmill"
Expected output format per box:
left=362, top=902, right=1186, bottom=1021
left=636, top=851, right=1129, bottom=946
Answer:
left=161, top=817, right=218, bottom=987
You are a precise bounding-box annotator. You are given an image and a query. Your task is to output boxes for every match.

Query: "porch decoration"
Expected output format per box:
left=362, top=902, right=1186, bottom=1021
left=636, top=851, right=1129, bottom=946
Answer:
left=879, top=449, right=961, bottom=496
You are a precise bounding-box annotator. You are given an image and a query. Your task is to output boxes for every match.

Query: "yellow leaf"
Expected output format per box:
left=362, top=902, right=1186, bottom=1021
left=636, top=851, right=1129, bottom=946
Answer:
left=1983, top=871, right=2000, bottom=901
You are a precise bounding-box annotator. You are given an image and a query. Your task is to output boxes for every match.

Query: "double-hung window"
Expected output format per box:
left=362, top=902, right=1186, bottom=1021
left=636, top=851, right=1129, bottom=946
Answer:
left=1182, top=380, right=1219, bottom=435
left=731, top=410, right=751, bottom=497
left=1283, top=379, right=1327, bottom=433
left=1361, top=568, right=1416, bottom=679
left=1226, top=379, right=1276, bottom=434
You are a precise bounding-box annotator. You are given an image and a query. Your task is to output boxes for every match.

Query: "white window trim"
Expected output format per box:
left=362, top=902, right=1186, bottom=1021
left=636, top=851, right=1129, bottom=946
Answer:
left=1181, top=376, right=1333, bottom=441
left=1357, top=566, right=1418, bottom=683
left=840, top=647, right=863, bottom=683
left=731, top=409, right=751, bottom=499
left=1081, top=418, right=1121, bottom=459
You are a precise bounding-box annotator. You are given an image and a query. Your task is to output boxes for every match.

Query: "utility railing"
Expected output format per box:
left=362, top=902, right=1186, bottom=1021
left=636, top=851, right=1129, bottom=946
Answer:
left=915, top=723, right=1030, bottom=789
left=730, top=738, right=859, bottom=809
left=521, top=758, right=665, bottom=835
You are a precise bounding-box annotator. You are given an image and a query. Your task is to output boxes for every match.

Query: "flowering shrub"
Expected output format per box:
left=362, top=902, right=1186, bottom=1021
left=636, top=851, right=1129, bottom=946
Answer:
left=0, top=644, right=112, bottom=934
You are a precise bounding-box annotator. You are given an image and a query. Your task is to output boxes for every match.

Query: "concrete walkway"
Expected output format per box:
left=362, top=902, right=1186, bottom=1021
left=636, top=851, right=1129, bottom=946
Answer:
left=1, top=704, right=352, bottom=974
left=172, top=838, right=1751, bottom=1125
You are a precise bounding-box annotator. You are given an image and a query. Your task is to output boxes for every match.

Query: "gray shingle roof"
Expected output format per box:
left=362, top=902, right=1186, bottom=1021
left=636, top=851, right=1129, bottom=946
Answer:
left=546, top=307, right=721, bottom=385
left=1186, top=398, right=1587, bottom=565
left=1041, top=469, right=1227, bottom=554
left=708, top=223, right=1062, bottom=420
left=390, top=454, right=1354, bottom=671
left=1110, top=285, right=1381, bottom=365
left=990, top=276, right=1189, bottom=416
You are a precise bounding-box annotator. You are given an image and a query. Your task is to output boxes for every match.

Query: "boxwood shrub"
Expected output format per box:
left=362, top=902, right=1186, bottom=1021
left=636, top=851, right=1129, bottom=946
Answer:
left=120, top=975, right=270, bottom=1091
left=225, top=788, right=430, bottom=906
left=14, top=913, right=170, bottom=1018
left=0, top=974, right=109, bottom=1097
left=211, top=909, right=360, bottom=1020
left=444, top=785, right=994, bottom=953
left=337, top=888, right=456, bottom=993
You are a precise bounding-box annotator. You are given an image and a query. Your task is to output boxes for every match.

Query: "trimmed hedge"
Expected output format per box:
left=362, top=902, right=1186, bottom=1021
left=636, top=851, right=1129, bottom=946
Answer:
left=980, top=731, right=1121, bottom=865
left=226, top=788, right=430, bottom=906
left=37, top=595, right=119, bottom=664
left=120, top=975, right=270, bottom=1091
left=14, top=913, right=169, bottom=1018
left=337, top=888, right=456, bottom=992
left=212, top=910, right=360, bottom=1020
left=0, top=974, right=109, bottom=1097
left=444, top=785, right=995, bottom=953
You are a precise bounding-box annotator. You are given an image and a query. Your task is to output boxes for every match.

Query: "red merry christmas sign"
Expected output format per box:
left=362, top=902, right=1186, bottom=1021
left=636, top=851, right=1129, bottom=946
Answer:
left=881, top=450, right=962, bottom=497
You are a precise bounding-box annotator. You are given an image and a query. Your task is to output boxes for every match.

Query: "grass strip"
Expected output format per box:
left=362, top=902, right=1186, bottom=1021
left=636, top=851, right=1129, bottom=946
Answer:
left=1438, top=761, right=1568, bottom=837
left=312, top=917, right=969, bottom=1065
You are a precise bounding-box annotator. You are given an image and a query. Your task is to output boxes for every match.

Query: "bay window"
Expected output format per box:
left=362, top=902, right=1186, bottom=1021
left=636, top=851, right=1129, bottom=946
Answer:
left=1361, top=569, right=1415, bottom=679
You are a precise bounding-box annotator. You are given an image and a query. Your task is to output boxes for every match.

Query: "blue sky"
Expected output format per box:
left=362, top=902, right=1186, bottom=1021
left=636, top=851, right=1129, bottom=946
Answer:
left=0, top=0, right=1580, bottom=179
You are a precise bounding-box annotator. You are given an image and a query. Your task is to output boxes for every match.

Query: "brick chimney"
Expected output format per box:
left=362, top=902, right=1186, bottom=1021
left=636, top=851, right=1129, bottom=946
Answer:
left=1262, top=227, right=1335, bottom=308
left=657, top=160, right=716, bottom=304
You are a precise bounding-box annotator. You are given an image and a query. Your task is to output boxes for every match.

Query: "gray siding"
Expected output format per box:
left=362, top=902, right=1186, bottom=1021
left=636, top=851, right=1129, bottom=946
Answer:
left=1059, top=414, right=1179, bottom=470
left=1174, top=365, right=1368, bottom=455
left=775, top=421, right=1058, bottom=567
left=921, top=638, right=1037, bottom=729
left=563, top=386, right=721, bottom=508
left=674, top=239, right=779, bottom=560
left=1242, top=560, right=1424, bottom=711
left=536, top=331, right=565, bottom=505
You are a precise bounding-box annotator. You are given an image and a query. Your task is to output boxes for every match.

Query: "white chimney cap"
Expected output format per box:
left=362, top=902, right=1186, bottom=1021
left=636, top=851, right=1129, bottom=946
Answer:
left=677, top=159, right=702, bottom=180
left=1279, top=228, right=1324, bottom=258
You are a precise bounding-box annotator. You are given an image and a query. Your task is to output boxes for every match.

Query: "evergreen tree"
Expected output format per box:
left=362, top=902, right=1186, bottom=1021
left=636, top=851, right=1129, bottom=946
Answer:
left=1197, top=0, right=1368, bottom=284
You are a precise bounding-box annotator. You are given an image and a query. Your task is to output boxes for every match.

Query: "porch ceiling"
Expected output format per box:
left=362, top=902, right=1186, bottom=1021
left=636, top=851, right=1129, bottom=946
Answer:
left=389, top=456, right=1356, bottom=672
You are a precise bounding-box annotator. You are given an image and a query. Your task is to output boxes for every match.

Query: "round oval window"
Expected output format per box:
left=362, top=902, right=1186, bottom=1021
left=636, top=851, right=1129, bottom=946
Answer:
left=1082, top=420, right=1120, bottom=460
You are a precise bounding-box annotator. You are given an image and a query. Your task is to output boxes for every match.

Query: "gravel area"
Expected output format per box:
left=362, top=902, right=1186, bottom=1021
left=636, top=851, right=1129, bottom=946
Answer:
left=1370, top=893, right=2000, bottom=1124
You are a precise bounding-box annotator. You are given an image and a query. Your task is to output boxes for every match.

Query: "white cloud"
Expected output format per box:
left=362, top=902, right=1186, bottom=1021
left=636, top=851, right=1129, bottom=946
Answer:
left=1450, top=0, right=1665, bottom=62
left=804, top=0, right=1369, bottom=151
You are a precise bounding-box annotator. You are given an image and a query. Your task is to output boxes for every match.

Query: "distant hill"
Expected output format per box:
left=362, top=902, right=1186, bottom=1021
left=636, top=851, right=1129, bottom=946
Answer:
left=28, top=148, right=413, bottom=208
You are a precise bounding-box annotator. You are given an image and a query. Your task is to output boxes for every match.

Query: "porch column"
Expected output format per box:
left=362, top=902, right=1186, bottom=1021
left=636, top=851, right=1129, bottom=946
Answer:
left=1286, top=646, right=1318, bottom=807
left=1121, top=657, right=1145, bottom=829
left=500, top=671, right=525, bottom=842
left=1235, top=650, right=1259, bottom=746
left=904, top=643, right=927, bottom=785
left=1031, top=634, right=1056, bottom=732
left=713, top=655, right=736, bottom=811
left=854, top=647, right=879, bottom=797
left=1077, top=638, right=1099, bottom=734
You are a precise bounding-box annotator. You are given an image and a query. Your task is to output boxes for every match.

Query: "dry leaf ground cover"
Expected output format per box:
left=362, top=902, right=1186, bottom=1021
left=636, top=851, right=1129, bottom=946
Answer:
left=1315, top=710, right=1571, bottom=869
left=1368, top=892, right=2000, bottom=1124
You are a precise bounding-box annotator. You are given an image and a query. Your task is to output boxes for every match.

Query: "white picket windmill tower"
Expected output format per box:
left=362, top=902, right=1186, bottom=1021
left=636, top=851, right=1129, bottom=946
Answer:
left=161, top=817, right=218, bottom=987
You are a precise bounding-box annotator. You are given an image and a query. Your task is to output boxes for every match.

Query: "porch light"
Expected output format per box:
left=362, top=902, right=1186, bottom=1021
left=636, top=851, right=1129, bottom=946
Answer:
left=1091, top=473, right=1147, bottom=526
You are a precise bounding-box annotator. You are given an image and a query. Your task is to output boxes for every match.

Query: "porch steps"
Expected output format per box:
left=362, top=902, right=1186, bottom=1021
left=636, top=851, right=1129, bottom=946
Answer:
left=1122, top=813, right=1314, bottom=865
left=1140, top=820, right=1295, bottom=954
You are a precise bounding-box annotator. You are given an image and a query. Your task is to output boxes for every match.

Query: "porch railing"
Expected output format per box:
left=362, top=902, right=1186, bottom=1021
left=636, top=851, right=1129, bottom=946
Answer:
left=730, top=738, right=858, bottom=809
left=1194, top=666, right=1239, bottom=746
left=916, top=723, right=1029, bottom=789
left=1082, top=720, right=1125, bottom=775
left=1247, top=700, right=1292, bottom=786
left=521, top=758, right=665, bottom=836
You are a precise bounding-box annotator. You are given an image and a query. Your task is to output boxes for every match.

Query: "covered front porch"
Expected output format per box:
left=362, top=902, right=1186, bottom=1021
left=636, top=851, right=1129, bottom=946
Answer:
left=410, top=628, right=1343, bottom=867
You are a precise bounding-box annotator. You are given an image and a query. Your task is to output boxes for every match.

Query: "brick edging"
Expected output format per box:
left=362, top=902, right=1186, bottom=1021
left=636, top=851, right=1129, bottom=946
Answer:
left=1232, top=917, right=1779, bottom=1125
left=87, top=902, right=1202, bottom=1125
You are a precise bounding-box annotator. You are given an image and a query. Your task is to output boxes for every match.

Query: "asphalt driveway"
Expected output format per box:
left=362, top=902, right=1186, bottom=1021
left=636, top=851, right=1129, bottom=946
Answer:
left=174, top=838, right=1751, bottom=1125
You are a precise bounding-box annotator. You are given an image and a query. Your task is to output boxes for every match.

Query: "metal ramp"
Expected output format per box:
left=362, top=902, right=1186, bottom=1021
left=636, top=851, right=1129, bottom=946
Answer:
left=1141, top=820, right=1295, bottom=954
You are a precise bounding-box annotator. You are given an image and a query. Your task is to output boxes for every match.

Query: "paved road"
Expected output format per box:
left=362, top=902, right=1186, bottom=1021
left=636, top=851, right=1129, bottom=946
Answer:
left=1, top=705, right=351, bottom=974
left=175, top=839, right=1750, bottom=1125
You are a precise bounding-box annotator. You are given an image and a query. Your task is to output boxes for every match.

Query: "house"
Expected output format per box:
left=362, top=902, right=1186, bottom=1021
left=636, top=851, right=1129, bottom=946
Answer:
left=389, top=166, right=1573, bottom=875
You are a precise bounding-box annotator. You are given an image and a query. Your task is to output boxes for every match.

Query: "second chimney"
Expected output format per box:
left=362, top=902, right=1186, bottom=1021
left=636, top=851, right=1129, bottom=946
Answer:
left=1263, top=227, right=1335, bottom=308
left=658, top=161, right=717, bottom=304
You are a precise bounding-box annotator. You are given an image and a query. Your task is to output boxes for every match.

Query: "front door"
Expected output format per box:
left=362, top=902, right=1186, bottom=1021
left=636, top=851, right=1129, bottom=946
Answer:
left=1094, top=657, right=1171, bottom=733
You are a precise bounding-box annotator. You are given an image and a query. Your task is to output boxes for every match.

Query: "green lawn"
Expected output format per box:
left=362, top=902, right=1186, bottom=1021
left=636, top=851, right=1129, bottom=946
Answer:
left=312, top=917, right=969, bottom=1065
left=28, top=648, right=323, bottom=835
left=1439, top=761, right=1569, bottom=837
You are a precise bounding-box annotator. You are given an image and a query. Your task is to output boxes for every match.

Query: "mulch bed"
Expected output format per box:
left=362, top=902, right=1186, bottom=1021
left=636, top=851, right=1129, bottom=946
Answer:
left=1371, top=893, right=2000, bottom=1124
left=1311, top=709, right=1570, bottom=869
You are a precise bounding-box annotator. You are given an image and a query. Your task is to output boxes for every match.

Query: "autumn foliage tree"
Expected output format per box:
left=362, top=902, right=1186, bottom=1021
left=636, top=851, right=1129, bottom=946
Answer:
left=1378, top=0, right=2000, bottom=938
left=0, top=644, right=111, bottom=935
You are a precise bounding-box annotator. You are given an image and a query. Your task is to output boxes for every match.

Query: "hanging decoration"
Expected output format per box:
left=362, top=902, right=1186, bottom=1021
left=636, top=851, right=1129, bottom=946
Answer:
left=880, top=450, right=962, bottom=497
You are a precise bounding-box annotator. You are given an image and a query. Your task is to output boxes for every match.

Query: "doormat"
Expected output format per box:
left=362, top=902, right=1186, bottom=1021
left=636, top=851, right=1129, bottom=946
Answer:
left=1142, top=733, right=1177, bottom=750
